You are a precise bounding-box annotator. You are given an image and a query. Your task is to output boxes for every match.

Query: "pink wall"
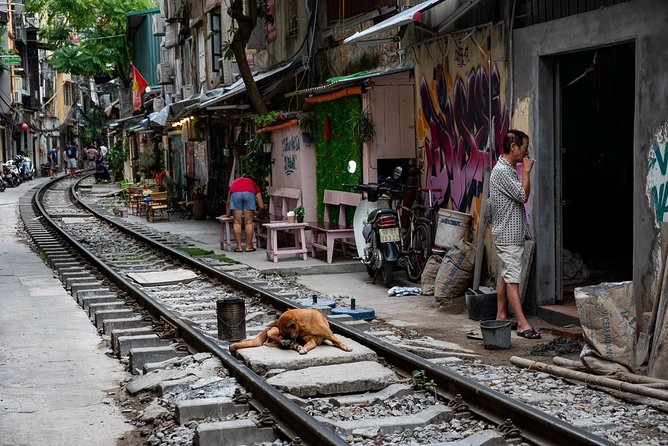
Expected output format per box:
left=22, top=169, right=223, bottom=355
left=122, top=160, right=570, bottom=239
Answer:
left=270, top=125, right=318, bottom=222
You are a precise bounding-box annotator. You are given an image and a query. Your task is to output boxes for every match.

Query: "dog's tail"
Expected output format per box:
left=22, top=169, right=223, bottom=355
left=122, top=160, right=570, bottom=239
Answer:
left=229, top=328, right=269, bottom=353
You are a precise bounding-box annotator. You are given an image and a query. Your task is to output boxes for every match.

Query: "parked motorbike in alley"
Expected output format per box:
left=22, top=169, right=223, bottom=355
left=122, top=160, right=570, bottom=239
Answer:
left=3, top=160, right=21, bottom=187
left=344, top=161, right=402, bottom=287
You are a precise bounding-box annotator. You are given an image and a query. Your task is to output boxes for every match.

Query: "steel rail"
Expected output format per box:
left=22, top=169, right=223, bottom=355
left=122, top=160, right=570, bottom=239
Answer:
left=33, top=176, right=348, bottom=446
left=69, top=178, right=613, bottom=446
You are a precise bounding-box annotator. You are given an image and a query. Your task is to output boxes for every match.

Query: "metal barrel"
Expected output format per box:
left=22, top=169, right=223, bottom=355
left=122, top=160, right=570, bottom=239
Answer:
left=217, top=298, right=246, bottom=341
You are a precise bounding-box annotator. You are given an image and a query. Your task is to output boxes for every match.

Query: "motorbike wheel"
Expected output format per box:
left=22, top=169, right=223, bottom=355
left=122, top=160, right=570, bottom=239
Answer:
left=405, top=220, right=432, bottom=282
left=0, top=182, right=5, bottom=192
left=382, top=261, right=395, bottom=287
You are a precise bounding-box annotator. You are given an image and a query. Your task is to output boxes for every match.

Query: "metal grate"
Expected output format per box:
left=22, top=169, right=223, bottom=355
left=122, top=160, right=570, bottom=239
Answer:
left=513, top=0, right=631, bottom=28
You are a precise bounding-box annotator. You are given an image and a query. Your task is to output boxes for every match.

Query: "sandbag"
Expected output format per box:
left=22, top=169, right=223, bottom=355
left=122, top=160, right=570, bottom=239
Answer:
left=434, top=240, right=475, bottom=299
left=575, top=281, right=636, bottom=373
left=420, top=255, right=443, bottom=296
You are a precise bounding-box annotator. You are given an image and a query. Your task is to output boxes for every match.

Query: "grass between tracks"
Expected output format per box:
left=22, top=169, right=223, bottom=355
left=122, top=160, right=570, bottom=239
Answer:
left=175, top=246, right=239, bottom=264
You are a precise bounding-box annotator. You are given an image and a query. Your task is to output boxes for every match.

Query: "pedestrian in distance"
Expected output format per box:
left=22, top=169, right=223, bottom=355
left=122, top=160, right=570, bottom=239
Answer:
left=489, top=129, right=541, bottom=340
left=64, top=144, right=78, bottom=178
left=225, top=175, right=264, bottom=253
left=48, top=146, right=59, bottom=177
left=86, top=144, right=99, bottom=170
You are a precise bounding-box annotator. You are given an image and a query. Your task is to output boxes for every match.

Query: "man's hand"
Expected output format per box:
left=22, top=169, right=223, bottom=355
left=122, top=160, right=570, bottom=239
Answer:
left=523, top=156, right=534, bottom=173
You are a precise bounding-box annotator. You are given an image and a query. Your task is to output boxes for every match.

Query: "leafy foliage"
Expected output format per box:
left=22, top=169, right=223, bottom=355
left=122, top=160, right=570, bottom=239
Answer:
left=348, top=107, right=376, bottom=144
left=0, top=25, right=18, bottom=73
left=26, top=0, right=155, bottom=82
left=313, top=97, right=362, bottom=224
left=107, top=139, right=128, bottom=177
left=80, top=105, right=107, bottom=145
left=240, top=134, right=271, bottom=202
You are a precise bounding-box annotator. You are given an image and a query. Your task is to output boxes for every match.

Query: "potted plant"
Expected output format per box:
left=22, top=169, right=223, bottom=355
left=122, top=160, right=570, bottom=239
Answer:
left=300, top=115, right=316, bottom=144
left=294, top=206, right=305, bottom=223
left=348, top=108, right=376, bottom=144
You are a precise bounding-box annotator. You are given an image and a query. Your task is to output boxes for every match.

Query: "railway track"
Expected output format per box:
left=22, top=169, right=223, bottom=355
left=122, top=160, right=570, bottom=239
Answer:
left=20, top=174, right=627, bottom=445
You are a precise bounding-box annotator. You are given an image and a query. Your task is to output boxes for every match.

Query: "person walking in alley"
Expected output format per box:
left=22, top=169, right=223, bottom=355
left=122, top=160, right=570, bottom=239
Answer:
left=86, top=144, right=99, bottom=170
left=48, top=146, right=59, bottom=177
left=64, top=144, right=78, bottom=178
left=225, top=175, right=264, bottom=253
left=490, top=129, right=541, bottom=340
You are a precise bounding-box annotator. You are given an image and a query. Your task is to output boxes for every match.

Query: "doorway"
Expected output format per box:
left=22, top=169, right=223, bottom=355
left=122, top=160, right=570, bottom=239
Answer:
left=557, top=43, right=635, bottom=300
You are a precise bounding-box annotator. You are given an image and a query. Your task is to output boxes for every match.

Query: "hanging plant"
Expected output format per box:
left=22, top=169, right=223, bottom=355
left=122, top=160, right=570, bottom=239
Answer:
left=348, top=107, right=375, bottom=144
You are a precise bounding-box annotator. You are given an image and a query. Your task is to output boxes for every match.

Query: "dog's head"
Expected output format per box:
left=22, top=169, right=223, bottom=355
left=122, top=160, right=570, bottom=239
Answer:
left=281, top=317, right=303, bottom=340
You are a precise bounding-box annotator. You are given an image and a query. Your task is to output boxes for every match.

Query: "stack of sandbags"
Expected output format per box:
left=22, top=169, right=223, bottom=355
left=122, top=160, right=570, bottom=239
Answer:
left=420, top=255, right=443, bottom=295
left=434, top=239, right=476, bottom=301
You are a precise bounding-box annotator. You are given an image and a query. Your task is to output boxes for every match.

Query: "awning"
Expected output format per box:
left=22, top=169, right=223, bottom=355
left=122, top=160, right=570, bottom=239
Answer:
left=343, top=0, right=444, bottom=44
left=149, top=96, right=200, bottom=126
left=200, top=59, right=303, bottom=108
left=285, top=66, right=412, bottom=98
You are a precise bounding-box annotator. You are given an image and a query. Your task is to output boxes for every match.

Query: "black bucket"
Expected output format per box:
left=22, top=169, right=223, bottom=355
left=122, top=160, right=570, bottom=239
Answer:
left=465, top=289, right=497, bottom=321
left=217, top=298, right=246, bottom=341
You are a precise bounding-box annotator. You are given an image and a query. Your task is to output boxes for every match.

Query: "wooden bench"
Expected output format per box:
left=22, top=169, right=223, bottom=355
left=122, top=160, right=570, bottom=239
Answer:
left=306, top=189, right=361, bottom=264
left=146, top=191, right=169, bottom=222
left=263, top=222, right=308, bottom=262
left=255, top=186, right=302, bottom=248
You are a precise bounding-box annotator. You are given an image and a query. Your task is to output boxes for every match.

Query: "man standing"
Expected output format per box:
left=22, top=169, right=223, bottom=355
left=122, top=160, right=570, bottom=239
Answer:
left=64, top=144, right=78, bottom=178
left=86, top=144, right=99, bottom=170
left=48, top=146, right=59, bottom=177
left=489, top=129, right=540, bottom=339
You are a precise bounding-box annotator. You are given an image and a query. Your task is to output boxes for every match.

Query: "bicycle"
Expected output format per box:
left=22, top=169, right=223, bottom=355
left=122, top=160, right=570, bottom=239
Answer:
left=418, top=186, right=444, bottom=251
left=395, top=186, right=435, bottom=283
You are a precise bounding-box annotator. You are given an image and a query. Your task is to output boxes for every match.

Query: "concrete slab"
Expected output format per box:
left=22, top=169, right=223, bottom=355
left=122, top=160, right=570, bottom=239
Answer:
left=328, top=383, right=412, bottom=406
left=112, top=327, right=155, bottom=353
left=129, top=346, right=187, bottom=375
left=175, top=397, right=249, bottom=424
left=103, top=316, right=149, bottom=335
left=234, top=336, right=376, bottom=375
left=117, top=334, right=169, bottom=358
left=195, top=419, right=276, bottom=446
left=267, top=361, right=398, bottom=397
left=316, top=404, right=453, bottom=435
left=425, top=430, right=506, bottom=446
left=127, top=268, right=198, bottom=285
left=61, top=217, right=93, bottom=224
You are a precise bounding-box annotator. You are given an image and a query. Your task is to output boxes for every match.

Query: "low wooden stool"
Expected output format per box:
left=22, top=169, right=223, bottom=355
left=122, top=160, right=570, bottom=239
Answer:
left=263, top=222, right=308, bottom=262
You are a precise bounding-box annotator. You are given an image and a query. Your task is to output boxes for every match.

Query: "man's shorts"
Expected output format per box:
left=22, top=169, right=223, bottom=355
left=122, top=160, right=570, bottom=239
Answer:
left=67, top=158, right=77, bottom=169
left=230, top=191, right=256, bottom=211
left=495, top=244, right=524, bottom=284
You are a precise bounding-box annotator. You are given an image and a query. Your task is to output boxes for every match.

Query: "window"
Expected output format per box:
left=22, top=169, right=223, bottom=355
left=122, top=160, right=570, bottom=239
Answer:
left=210, top=13, right=221, bottom=72
left=287, top=0, right=298, bottom=37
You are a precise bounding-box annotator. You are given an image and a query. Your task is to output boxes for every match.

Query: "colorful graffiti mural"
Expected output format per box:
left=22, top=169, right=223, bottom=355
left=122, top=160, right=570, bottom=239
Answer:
left=414, top=26, right=509, bottom=225
left=647, top=124, right=668, bottom=225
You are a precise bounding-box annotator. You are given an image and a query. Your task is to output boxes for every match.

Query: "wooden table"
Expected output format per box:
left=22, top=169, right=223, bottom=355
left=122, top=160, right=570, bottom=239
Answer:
left=263, top=222, right=308, bottom=262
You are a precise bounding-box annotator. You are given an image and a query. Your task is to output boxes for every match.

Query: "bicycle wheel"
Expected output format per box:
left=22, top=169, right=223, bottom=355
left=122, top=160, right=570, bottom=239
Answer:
left=409, top=219, right=432, bottom=281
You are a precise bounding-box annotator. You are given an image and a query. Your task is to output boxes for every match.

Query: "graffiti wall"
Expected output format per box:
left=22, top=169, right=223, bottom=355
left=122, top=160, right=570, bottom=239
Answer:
left=647, top=123, right=668, bottom=226
left=414, top=25, right=509, bottom=227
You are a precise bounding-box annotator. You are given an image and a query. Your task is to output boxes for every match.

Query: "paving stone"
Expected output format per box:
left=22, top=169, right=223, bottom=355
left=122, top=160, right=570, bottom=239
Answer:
left=175, top=398, right=249, bottom=424
left=103, top=316, right=149, bottom=335
left=316, top=404, right=453, bottom=435
left=195, top=419, right=276, bottom=446
left=267, top=361, right=397, bottom=397
left=129, top=346, right=187, bottom=375
left=425, top=430, right=506, bottom=446
left=235, top=336, right=376, bottom=375
left=117, top=334, right=169, bottom=357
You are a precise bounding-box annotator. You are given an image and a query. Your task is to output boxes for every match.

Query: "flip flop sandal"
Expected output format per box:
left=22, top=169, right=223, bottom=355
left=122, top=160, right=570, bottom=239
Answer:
left=246, top=248, right=257, bottom=252
left=517, top=328, right=541, bottom=339
left=234, top=248, right=244, bottom=253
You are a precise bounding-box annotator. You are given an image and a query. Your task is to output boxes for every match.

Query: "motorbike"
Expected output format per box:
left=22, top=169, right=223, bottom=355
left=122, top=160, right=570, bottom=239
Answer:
left=3, top=160, right=21, bottom=187
left=14, top=154, right=34, bottom=181
left=344, top=161, right=402, bottom=287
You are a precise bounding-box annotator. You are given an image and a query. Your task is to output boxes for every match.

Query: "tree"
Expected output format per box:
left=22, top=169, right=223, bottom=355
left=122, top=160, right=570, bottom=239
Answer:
left=27, top=0, right=155, bottom=86
left=226, top=0, right=272, bottom=116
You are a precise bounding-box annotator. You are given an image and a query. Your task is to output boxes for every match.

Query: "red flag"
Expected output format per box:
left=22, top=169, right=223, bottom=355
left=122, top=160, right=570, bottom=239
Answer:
left=132, top=65, right=148, bottom=110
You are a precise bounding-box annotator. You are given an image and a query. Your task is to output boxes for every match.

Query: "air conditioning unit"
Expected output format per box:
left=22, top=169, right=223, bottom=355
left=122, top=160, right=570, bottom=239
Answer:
left=152, top=15, right=166, bottom=36
left=153, top=97, right=165, bottom=112
left=181, top=84, right=195, bottom=98
left=164, top=22, right=178, bottom=49
left=157, top=62, right=173, bottom=84
left=12, top=91, right=22, bottom=104
left=164, top=0, right=181, bottom=20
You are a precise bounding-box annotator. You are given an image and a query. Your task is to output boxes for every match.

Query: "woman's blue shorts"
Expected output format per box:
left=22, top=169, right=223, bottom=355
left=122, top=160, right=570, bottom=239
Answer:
left=230, top=191, right=256, bottom=211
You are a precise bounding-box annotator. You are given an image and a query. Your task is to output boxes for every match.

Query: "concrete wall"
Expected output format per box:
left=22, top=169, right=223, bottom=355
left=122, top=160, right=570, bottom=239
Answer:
left=513, top=0, right=668, bottom=315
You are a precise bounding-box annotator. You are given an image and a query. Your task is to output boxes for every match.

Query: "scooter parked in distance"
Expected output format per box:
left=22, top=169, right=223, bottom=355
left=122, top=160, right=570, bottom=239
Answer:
left=344, top=161, right=402, bottom=287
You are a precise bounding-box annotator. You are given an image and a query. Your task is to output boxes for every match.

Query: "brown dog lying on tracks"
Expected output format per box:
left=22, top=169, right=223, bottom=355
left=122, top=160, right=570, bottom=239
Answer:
left=229, top=308, right=353, bottom=355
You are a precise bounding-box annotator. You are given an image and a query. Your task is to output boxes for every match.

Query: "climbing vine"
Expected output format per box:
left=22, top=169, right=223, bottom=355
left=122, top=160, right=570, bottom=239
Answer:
left=313, top=96, right=362, bottom=224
